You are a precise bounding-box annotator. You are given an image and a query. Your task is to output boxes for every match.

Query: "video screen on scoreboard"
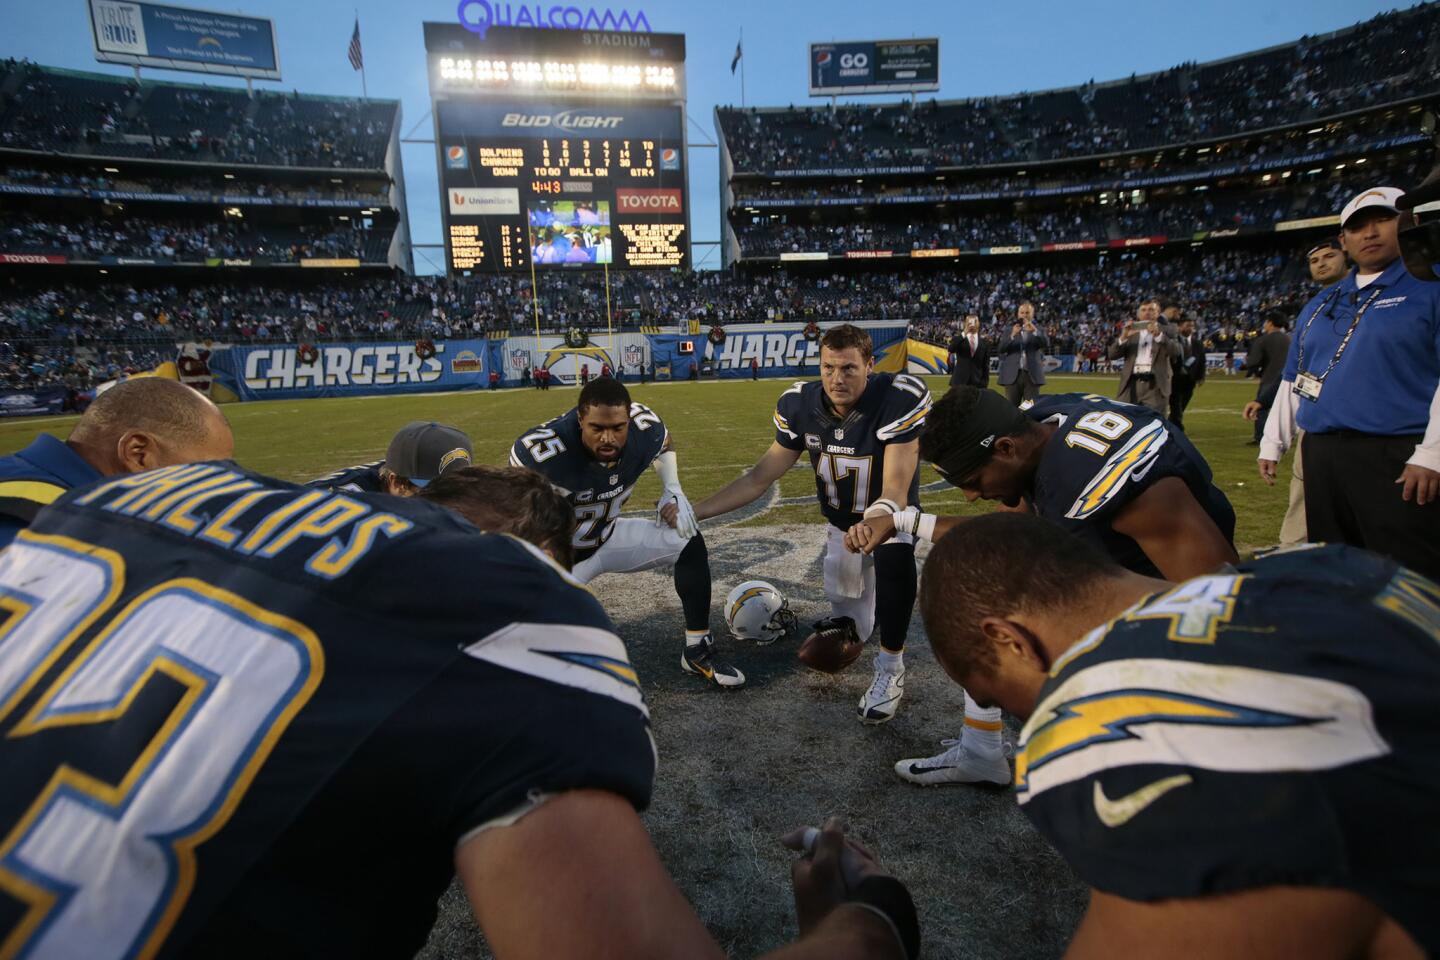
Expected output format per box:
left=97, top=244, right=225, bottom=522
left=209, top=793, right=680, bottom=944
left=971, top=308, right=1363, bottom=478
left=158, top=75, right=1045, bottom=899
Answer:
left=437, top=99, right=688, bottom=273
left=530, top=200, right=612, bottom=265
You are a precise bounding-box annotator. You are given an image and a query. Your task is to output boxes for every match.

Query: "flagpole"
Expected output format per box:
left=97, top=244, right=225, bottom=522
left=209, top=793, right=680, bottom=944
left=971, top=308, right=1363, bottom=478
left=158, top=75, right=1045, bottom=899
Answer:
left=740, top=27, right=746, bottom=108
left=604, top=259, right=614, bottom=366
left=356, top=10, right=367, bottom=100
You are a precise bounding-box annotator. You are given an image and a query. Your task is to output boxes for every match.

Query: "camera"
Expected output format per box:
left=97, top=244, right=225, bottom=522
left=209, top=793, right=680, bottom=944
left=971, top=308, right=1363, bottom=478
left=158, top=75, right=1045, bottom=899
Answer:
left=1398, top=103, right=1440, bottom=282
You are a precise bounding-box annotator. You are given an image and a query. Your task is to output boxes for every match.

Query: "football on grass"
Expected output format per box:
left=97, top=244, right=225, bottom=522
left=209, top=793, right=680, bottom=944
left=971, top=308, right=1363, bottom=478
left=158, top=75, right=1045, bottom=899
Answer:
left=798, top=617, right=864, bottom=673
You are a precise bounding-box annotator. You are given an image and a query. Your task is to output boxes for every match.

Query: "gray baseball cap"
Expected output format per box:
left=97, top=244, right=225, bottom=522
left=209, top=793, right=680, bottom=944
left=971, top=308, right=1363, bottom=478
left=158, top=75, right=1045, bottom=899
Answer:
left=385, top=421, right=473, bottom=487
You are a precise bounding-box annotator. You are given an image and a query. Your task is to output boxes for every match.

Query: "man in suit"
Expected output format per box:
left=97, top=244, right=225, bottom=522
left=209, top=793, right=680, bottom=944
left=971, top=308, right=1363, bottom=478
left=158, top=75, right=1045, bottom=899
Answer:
left=947, top=314, right=990, bottom=388
left=1168, top=313, right=1207, bottom=431
left=1243, top=312, right=1293, bottom=445
left=1108, top=299, right=1176, bottom=414
left=997, top=302, right=1047, bottom=406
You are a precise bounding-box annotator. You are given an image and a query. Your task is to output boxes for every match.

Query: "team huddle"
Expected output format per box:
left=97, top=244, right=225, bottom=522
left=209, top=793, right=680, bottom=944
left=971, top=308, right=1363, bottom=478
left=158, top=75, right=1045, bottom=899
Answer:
left=0, top=322, right=1435, bottom=959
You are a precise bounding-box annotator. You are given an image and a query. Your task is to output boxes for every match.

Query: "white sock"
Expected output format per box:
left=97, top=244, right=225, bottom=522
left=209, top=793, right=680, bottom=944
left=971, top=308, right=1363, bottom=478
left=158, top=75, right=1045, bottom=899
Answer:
left=685, top=629, right=709, bottom=649
left=962, top=690, right=1003, bottom=754
left=875, top=648, right=904, bottom=673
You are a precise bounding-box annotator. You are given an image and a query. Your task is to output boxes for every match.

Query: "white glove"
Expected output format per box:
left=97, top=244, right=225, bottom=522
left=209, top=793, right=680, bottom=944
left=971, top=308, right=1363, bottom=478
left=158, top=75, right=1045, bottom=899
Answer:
left=659, top=488, right=699, bottom=539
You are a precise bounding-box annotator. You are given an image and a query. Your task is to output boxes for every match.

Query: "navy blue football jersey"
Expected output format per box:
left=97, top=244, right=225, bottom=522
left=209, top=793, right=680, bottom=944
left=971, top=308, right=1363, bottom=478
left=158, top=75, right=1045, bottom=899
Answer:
left=1016, top=545, right=1440, bottom=954
left=304, top=460, right=384, bottom=493
left=1025, top=393, right=1235, bottom=574
left=0, top=463, right=653, bottom=960
left=773, top=373, right=930, bottom=530
left=510, top=402, right=668, bottom=563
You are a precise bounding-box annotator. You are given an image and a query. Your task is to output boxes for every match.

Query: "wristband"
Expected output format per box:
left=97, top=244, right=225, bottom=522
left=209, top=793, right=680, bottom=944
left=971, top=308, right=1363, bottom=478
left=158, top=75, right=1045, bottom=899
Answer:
left=915, top=513, right=937, bottom=543
left=852, top=876, right=920, bottom=960
left=892, top=508, right=919, bottom=536
left=863, top=498, right=901, bottom=519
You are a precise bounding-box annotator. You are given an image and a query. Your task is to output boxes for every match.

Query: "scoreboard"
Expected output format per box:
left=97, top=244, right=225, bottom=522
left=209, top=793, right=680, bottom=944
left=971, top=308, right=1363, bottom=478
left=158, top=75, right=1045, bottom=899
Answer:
left=438, top=101, right=687, bottom=271
left=425, top=23, right=690, bottom=275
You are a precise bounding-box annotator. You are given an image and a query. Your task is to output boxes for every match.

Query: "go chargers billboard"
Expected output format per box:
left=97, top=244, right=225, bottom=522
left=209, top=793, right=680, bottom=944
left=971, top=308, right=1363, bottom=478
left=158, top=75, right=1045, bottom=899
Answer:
left=809, top=39, right=938, bottom=96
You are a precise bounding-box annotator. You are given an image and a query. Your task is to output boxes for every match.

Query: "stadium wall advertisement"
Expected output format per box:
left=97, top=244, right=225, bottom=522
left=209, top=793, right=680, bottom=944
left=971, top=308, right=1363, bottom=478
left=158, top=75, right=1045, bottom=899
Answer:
left=204, top=323, right=912, bottom=400
left=0, top=183, right=379, bottom=209
left=0, top=387, right=69, bottom=417
left=88, top=0, right=282, bottom=80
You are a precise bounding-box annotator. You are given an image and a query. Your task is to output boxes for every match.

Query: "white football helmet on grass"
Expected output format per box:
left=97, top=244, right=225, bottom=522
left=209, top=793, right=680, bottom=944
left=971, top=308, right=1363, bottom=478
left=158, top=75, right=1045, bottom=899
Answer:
left=725, top=580, right=796, bottom=645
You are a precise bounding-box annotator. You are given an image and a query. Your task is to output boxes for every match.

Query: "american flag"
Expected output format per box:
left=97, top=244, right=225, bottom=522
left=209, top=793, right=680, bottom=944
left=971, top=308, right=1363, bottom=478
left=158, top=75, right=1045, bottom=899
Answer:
left=347, top=18, right=363, bottom=71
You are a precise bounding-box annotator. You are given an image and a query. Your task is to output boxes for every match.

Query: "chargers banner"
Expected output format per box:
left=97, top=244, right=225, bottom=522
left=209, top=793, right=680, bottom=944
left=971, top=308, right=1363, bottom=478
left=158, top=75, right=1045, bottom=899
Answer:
left=208, top=340, right=492, bottom=401
left=208, top=324, right=912, bottom=400
left=0, top=387, right=69, bottom=417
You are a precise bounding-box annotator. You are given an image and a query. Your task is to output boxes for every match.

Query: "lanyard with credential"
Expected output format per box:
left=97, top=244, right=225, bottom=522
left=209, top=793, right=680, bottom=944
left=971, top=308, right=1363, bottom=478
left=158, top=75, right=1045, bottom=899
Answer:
left=1294, top=285, right=1384, bottom=389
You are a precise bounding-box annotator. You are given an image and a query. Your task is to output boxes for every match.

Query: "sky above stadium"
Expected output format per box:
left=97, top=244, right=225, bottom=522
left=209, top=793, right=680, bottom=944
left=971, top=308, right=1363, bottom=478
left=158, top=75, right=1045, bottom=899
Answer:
left=1, top=0, right=1406, bottom=273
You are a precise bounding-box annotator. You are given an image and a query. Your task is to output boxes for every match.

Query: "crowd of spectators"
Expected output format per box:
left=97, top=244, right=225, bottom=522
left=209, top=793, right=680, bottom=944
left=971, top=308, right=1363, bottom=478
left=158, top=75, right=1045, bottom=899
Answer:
left=0, top=60, right=395, bottom=169
left=718, top=5, right=1439, bottom=172
left=730, top=112, right=1424, bottom=206
left=734, top=154, right=1428, bottom=256
left=2, top=213, right=389, bottom=263
left=0, top=246, right=1309, bottom=386
left=0, top=340, right=167, bottom=395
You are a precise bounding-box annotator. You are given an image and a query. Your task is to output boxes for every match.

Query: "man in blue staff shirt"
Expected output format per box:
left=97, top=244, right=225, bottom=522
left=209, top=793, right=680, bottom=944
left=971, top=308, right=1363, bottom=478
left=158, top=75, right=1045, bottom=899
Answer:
left=0, top=378, right=233, bottom=547
left=1263, top=186, right=1440, bottom=581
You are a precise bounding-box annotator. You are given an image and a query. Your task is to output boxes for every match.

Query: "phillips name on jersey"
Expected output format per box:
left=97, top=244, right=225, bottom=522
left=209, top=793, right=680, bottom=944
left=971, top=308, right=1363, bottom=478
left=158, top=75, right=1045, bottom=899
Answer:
left=1015, top=545, right=1440, bottom=955
left=0, top=462, right=654, bottom=959
left=1024, top=393, right=1235, bottom=574
left=510, top=402, right=668, bottom=563
left=773, top=373, right=931, bottom=530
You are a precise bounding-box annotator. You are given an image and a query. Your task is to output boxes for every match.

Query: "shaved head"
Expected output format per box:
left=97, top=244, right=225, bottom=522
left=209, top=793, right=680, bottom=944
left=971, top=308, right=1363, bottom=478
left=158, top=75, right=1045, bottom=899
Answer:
left=69, top=378, right=234, bottom=476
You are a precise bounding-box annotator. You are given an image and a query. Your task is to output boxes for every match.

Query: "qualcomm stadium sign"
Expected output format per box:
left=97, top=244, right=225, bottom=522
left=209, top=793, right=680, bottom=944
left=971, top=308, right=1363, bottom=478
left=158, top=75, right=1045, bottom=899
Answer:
left=457, top=0, right=651, bottom=36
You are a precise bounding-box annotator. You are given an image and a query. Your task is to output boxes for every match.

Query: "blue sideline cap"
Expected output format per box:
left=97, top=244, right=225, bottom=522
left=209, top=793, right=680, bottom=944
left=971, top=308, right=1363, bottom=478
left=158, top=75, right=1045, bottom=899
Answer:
left=385, top=421, right=473, bottom=487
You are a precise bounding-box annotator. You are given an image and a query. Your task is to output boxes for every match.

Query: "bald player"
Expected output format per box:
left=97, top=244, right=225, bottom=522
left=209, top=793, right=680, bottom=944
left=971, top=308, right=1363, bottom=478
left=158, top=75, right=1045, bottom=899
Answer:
left=0, top=378, right=234, bottom=547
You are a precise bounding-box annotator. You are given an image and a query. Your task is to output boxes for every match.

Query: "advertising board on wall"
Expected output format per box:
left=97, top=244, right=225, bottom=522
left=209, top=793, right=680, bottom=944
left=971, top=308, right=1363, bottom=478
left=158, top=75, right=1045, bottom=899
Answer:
left=809, top=39, right=939, bottom=96
left=88, top=0, right=281, bottom=79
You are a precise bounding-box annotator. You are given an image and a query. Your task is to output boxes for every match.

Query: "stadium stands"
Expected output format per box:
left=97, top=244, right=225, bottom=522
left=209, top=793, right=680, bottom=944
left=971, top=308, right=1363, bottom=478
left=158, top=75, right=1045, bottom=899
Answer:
left=0, top=61, right=398, bottom=168
left=718, top=6, right=1439, bottom=172
left=0, top=5, right=1434, bottom=401
left=717, top=4, right=1439, bottom=269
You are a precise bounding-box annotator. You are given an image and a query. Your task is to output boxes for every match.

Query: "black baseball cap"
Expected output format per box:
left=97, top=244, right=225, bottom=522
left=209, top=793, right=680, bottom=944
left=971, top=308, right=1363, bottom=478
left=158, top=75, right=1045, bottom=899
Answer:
left=385, top=421, right=473, bottom=487
left=1305, top=238, right=1342, bottom=257
left=924, top=387, right=1029, bottom=485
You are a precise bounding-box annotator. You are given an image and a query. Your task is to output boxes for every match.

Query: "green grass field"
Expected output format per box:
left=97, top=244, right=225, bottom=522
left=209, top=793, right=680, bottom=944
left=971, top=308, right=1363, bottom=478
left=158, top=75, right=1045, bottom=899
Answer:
left=0, top=371, right=1293, bottom=551
left=0, top=372, right=1297, bottom=959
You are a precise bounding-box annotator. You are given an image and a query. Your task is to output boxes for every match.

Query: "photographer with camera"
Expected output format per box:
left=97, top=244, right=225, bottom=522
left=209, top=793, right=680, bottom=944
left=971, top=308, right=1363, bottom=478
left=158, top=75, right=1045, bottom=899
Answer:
left=997, top=302, right=1047, bottom=405
left=1109, top=299, right=1176, bottom=413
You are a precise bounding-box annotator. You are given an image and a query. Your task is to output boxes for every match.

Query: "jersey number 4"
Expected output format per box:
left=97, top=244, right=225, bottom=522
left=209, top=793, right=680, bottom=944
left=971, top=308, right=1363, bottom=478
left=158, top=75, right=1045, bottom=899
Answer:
left=0, top=533, right=322, bottom=960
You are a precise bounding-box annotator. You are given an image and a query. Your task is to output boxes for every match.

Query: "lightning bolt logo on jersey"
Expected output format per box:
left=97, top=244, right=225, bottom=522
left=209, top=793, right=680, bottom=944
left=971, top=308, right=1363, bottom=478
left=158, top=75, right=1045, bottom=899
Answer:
left=0, top=463, right=654, bottom=959
left=1025, top=394, right=1235, bottom=574
left=773, top=373, right=931, bottom=530
left=510, top=403, right=668, bottom=563
left=1016, top=545, right=1440, bottom=955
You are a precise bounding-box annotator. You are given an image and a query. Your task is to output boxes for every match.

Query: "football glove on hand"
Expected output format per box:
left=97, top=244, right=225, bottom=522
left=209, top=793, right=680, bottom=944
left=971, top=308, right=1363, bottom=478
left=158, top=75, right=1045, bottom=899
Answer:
left=659, top=488, right=700, bottom=539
